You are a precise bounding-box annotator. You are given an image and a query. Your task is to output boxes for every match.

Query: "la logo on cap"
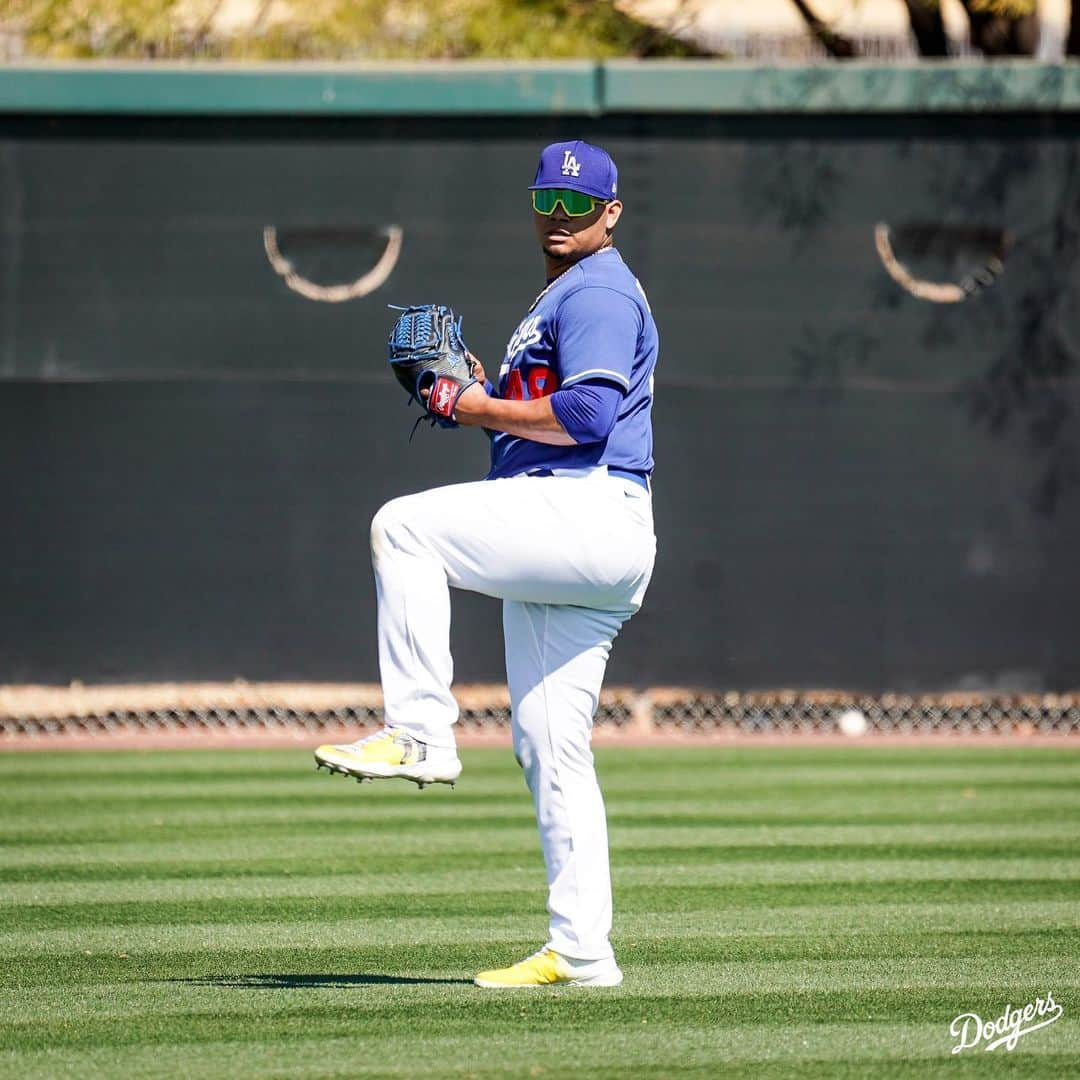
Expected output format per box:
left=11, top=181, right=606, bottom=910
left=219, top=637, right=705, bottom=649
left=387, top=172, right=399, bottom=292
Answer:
left=530, top=140, right=617, bottom=201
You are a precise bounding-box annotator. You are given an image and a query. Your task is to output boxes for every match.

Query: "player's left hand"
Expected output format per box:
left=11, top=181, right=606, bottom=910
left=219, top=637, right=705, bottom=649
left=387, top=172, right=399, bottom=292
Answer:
left=466, top=352, right=487, bottom=385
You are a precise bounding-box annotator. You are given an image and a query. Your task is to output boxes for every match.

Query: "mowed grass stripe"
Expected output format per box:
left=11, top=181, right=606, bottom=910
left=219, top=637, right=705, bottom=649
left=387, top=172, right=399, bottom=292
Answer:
left=6, top=856, right=1080, bottom=906
left=7, top=810, right=1079, bottom=848
left=3, top=774, right=1077, bottom=815
left=4, top=762, right=1077, bottom=799
left=2, top=1001, right=1078, bottom=1064
left=2, top=758, right=1077, bottom=817
left=6, top=878, right=1080, bottom=933
left=7, top=927, right=1079, bottom=990
left=0, top=744, right=1073, bottom=777
left=4, top=820, right=1077, bottom=869
left=6, top=1023, right=1077, bottom=1080
left=3, top=838, right=1078, bottom=885
left=7, top=772, right=1079, bottom=810
left=4, top=898, right=1078, bottom=955
left=3, top=791, right=1078, bottom=843
left=1, top=987, right=1076, bottom=1044
left=4, top=954, right=1080, bottom=1026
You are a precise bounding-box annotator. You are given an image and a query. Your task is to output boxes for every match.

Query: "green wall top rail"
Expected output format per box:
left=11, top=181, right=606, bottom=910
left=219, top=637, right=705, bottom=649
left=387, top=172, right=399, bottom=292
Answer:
left=0, top=61, right=601, bottom=116
left=0, top=60, right=1078, bottom=116
left=604, top=59, right=1080, bottom=113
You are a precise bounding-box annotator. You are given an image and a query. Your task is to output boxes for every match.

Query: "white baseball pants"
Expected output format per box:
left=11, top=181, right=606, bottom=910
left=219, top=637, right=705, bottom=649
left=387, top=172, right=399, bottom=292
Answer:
left=369, top=466, right=655, bottom=961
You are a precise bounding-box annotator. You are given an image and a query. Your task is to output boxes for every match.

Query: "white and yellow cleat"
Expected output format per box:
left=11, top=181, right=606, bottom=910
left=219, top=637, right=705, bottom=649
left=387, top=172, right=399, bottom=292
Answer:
left=473, top=948, right=623, bottom=989
left=314, top=727, right=462, bottom=789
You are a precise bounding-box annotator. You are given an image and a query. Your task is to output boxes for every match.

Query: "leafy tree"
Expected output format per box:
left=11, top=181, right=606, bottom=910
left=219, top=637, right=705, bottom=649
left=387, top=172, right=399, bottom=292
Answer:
left=9, top=0, right=184, bottom=58
left=4, top=0, right=710, bottom=60
left=792, top=0, right=1041, bottom=58
left=6, top=0, right=1069, bottom=62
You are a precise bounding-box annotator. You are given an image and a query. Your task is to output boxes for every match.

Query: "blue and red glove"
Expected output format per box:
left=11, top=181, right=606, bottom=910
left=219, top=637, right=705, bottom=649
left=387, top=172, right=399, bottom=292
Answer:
left=387, top=304, right=478, bottom=431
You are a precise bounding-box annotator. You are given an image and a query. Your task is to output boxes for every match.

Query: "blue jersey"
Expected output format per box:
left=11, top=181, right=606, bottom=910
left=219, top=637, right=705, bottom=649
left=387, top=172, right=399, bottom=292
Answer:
left=486, top=247, right=658, bottom=480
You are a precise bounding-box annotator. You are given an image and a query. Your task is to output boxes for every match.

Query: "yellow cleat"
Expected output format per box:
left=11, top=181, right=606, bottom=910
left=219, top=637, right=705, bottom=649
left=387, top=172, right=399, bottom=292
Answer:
left=473, top=948, right=623, bottom=989
left=314, top=727, right=462, bottom=788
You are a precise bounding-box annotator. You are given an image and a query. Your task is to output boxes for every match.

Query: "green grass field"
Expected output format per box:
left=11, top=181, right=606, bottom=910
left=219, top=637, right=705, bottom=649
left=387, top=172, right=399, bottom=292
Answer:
left=1, top=745, right=1077, bottom=1078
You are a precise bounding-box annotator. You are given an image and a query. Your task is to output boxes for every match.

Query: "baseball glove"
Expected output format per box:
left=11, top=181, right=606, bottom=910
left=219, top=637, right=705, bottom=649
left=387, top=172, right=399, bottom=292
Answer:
left=387, top=304, right=478, bottom=431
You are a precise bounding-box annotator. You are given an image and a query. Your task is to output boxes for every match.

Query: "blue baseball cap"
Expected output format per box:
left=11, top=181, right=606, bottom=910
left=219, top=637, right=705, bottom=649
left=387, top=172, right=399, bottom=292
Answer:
left=529, top=140, right=619, bottom=202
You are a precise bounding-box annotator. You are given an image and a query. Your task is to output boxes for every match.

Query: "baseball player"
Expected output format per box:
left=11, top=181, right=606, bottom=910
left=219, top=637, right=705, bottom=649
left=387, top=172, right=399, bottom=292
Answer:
left=316, top=140, right=658, bottom=988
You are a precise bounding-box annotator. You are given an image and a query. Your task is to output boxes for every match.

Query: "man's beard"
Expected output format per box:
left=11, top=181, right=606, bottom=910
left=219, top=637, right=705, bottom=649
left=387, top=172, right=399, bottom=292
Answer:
left=541, top=230, right=612, bottom=262
left=542, top=235, right=611, bottom=260
left=542, top=240, right=578, bottom=260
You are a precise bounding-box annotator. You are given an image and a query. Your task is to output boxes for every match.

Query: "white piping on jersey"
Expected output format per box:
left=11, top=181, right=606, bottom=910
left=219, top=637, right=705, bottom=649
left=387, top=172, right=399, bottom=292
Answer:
left=561, top=368, right=631, bottom=390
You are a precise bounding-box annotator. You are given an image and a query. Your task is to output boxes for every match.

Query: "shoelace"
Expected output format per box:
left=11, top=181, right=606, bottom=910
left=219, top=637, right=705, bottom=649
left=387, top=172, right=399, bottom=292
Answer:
left=348, top=726, right=407, bottom=750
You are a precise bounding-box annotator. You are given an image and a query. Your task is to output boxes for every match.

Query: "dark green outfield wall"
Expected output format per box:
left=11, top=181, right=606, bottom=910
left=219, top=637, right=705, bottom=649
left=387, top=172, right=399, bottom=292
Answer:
left=2, top=64, right=1079, bottom=691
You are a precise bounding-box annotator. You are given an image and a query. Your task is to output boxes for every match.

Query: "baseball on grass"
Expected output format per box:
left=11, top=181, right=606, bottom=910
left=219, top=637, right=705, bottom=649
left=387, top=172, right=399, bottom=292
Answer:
left=838, top=709, right=868, bottom=737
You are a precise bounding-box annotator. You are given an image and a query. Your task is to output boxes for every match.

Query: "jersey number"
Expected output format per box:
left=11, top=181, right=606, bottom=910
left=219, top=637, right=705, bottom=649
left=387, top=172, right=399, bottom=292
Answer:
left=504, top=365, right=558, bottom=401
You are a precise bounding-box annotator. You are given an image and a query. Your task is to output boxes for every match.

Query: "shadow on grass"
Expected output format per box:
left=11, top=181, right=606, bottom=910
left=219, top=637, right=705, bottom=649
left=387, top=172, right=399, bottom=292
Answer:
left=174, top=973, right=471, bottom=988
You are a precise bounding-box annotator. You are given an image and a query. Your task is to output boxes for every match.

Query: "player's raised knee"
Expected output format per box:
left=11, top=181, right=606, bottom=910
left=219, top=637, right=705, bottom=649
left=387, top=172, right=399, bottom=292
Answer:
left=370, top=499, right=405, bottom=559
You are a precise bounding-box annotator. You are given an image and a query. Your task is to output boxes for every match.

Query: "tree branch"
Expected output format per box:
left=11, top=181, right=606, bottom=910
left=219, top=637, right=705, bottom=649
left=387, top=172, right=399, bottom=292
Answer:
left=788, top=0, right=857, bottom=58
left=904, top=0, right=949, bottom=57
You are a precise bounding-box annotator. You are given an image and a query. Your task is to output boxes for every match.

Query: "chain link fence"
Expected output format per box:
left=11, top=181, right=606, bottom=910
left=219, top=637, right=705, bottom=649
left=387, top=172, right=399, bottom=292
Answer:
left=647, top=690, right=1080, bottom=736
left=2, top=684, right=1077, bottom=740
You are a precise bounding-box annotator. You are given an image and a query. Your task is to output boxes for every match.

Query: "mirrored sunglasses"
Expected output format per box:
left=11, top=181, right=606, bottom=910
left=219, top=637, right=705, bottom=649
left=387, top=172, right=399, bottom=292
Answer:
left=531, top=189, right=605, bottom=217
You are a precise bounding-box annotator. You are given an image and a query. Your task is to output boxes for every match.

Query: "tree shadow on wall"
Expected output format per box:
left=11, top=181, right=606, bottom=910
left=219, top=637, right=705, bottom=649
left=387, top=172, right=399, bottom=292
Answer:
left=789, top=325, right=880, bottom=396
left=746, top=136, right=1079, bottom=515
left=741, top=140, right=844, bottom=251
left=923, top=140, right=1080, bottom=516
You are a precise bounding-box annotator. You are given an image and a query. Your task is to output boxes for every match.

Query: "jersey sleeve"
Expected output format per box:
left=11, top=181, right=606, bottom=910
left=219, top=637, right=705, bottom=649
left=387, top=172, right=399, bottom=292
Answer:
left=553, top=286, right=642, bottom=392
left=549, top=380, right=623, bottom=444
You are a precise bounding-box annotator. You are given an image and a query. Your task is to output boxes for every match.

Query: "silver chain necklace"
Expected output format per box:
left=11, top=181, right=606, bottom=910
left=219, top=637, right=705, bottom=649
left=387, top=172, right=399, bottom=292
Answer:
left=528, top=246, right=617, bottom=313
